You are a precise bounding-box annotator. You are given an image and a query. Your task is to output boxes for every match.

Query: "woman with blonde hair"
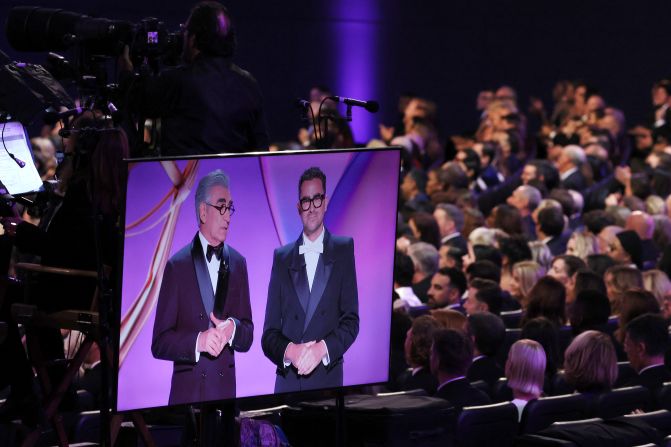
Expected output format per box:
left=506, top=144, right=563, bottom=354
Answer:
left=566, top=230, right=599, bottom=261
left=509, top=261, right=545, bottom=308
left=564, top=330, right=617, bottom=395
left=528, top=240, right=553, bottom=270
left=643, top=269, right=671, bottom=312
left=506, top=339, right=546, bottom=420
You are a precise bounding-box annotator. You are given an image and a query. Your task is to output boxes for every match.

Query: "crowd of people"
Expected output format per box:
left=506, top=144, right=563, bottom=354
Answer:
left=1, top=0, right=671, bottom=442
left=380, top=80, right=671, bottom=426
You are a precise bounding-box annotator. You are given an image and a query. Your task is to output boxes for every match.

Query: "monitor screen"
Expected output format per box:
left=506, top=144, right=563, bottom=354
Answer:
left=115, top=148, right=400, bottom=411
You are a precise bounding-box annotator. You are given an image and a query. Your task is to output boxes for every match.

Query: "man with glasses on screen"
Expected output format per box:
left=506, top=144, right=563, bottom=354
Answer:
left=262, top=167, right=359, bottom=392
left=152, top=169, right=253, bottom=405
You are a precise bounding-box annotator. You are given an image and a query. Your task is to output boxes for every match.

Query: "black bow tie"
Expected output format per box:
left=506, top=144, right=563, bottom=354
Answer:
left=206, top=244, right=224, bottom=262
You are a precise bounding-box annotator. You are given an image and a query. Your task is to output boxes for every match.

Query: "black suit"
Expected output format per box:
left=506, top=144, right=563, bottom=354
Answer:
left=467, top=356, right=504, bottom=389
left=396, top=367, right=438, bottom=395
left=546, top=234, right=568, bottom=256
left=142, top=55, right=268, bottom=154
left=434, top=377, right=491, bottom=410
left=152, top=234, right=254, bottom=405
left=412, top=276, right=432, bottom=304
left=442, top=234, right=468, bottom=256
left=262, top=230, right=359, bottom=393
left=640, top=239, right=661, bottom=270
left=625, top=364, right=671, bottom=391
left=560, top=170, right=587, bottom=191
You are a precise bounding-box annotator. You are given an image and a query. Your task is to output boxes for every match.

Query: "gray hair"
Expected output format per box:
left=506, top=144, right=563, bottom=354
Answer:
left=563, top=145, right=586, bottom=166
left=195, top=169, right=230, bottom=223
left=407, top=242, right=439, bottom=276
left=436, top=203, right=465, bottom=232
left=517, top=185, right=542, bottom=210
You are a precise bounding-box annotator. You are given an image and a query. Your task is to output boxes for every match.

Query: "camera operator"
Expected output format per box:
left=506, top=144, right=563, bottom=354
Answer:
left=121, top=1, right=269, bottom=155
left=0, top=112, right=127, bottom=423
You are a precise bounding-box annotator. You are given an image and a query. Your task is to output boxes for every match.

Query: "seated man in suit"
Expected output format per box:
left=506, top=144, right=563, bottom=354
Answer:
left=537, top=207, right=568, bottom=256
left=430, top=329, right=491, bottom=410
left=427, top=267, right=467, bottom=312
left=467, top=312, right=505, bottom=388
left=262, top=167, right=359, bottom=392
left=623, top=313, right=671, bottom=391
left=152, top=169, right=253, bottom=405
left=434, top=204, right=468, bottom=255
left=396, top=315, right=441, bottom=394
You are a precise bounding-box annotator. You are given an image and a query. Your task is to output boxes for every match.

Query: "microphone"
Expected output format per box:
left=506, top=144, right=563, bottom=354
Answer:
left=9, top=154, right=25, bottom=168
left=328, top=96, right=379, bottom=113
left=295, top=99, right=310, bottom=109
left=43, top=106, right=86, bottom=125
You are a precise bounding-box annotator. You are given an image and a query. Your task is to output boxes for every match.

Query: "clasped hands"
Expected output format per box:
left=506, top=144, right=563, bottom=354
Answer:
left=197, top=312, right=234, bottom=357
left=285, top=340, right=327, bottom=376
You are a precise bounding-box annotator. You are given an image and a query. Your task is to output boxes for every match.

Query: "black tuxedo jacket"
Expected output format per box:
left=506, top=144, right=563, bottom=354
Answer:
left=262, top=230, right=359, bottom=393
left=561, top=170, right=587, bottom=191
left=434, top=377, right=491, bottom=410
left=152, top=234, right=253, bottom=405
left=467, top=356, right=504, bottom=389
left=396, top=367, right=438, bottom=395
left=625, top=365, right=671, bottom=391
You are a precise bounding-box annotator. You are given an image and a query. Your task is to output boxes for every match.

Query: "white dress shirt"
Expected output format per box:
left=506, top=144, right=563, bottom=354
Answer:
left=302, top=227, right=325, bottom=291
left=194, top=232, right=236, bottom=362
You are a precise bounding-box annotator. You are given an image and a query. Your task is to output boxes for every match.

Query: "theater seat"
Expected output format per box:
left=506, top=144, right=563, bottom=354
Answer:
left=520, top=394, right=587, bottom=433
left=456, top=402, right=518, bottom=447
left=500, top=310, right=523, bottom=329
left=657, top=382, right=671, bottom=411
left=594, top=386, right=651, bottom=419
left=614, top=362, right=637, bottom=388
left=624, top=409, right=671, bottom=437
left=495, top=328, right=521, bottom=367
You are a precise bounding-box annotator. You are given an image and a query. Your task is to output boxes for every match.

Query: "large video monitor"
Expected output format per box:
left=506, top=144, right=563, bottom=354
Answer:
left=115, top=148, right=400, bottom=411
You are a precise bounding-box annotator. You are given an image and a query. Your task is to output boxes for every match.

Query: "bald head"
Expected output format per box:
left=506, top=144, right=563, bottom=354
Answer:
left=626, top=211, right=654, bottom=240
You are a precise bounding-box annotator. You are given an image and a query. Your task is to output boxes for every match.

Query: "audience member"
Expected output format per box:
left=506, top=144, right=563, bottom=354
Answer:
left=409, top=212, right=441, bottom=249
left=407, top=242, right=439, bottom=303
left=431, top=329, right=491, bottom=409
left=393, top=252, right=423, bottom=311
left=564, top=330, right=617, bottom=396
left=397, top=315, right=441, bottom=394
left=604, top=265, right=643, bottom=315
left=623, top=313, right=671, bottom=391
left=427, top=267, right=467, bottom=311
left=506, top=339, right=546, bottom=420
left=465, top=279, right=503, bottom=316
left=467, top=312, right=506, bottom=388
left=523, top=276, right=567, bottom=327
left=510, top=261, right=546, bottom=309
left=569, top=290, right=611, bottom=336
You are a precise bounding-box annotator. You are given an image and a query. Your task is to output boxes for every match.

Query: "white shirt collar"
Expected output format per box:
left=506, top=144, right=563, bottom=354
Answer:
left=302, top=225, right=325, bottom=246
left=639, top=363, right=665, bottom=374
left=441, top=232, right=461, bottom=244
left=560, top=166, right=578, bottom=181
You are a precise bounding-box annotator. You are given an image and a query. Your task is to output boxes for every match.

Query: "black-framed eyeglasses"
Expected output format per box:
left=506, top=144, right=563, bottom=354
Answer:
left=206, top=202, right=235, bottom=216
left=299, top=193, right=325, bottom=211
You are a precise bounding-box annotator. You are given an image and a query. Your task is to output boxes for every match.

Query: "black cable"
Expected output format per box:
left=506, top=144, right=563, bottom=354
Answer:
left=307, top=101, right=319, bottom=143
left=317, top=96, right=334, bottom=145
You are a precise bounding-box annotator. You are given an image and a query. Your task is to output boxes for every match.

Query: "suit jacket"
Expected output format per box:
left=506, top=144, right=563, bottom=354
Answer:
left=412, top=276, right=432, bottom=304
left=442, top=234, right=468, bottom=256
left=396, top=367, right=438, bottom=395
left=625, top=365, right=671, bottom=391
left=262, top=230, right=359, bottom=393
left=434, top=377, right=491, bottom=410
left=467, top=356, right=504, bottom=389
left=560, top=170, right=587, bottom=191
left=152, top=234, right=253, bottom=405
left=546, top=234, right=568, bottom=256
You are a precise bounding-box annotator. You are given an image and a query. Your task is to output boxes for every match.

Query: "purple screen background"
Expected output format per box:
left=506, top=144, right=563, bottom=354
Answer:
left=116, top=150, right=399, bottom=411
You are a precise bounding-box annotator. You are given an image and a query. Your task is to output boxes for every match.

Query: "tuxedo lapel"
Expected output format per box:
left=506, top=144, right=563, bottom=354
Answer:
left=303, top=230, right=334, bottom=332
left=191, top=234, right=215, bottom=327
left=289, top=236, right=310, bottom=316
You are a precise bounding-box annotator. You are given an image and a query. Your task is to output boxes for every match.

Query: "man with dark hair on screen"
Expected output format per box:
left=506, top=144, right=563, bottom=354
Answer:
left=262, top=167, right=359, bottom=392
left=152, top=169, right=253, bottom=405
left=122, top=1, right=268, bottom=154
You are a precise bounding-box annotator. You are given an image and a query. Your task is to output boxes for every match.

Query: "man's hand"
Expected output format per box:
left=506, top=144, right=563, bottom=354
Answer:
left=296, top=340, right=327, bottom=376
left=210, top=313, right=234, bottom=345
left=284, top=341, right=315, bottom=369
left=197, top=328, right=224, bottom=357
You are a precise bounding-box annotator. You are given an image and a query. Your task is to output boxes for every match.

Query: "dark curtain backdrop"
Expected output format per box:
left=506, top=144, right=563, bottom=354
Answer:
left=2, top=0, right=671, bottom=144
